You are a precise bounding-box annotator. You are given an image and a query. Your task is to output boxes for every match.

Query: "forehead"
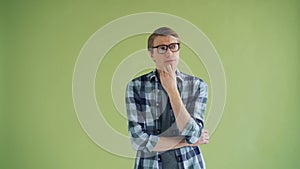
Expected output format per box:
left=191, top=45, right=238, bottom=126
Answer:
left=153, top=35, right=179, bottom=46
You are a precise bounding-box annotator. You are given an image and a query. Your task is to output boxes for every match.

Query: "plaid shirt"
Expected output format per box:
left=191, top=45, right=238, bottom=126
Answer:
left=126, top=69, right=208, bottom=169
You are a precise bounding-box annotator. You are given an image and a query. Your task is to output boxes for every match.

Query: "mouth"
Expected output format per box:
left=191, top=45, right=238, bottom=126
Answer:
left=165, top=59, right=176, bottom=63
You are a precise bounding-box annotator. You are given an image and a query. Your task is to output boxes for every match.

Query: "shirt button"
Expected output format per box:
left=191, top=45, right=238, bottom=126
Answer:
left=177, top=156, right=182, bottom=162
left=156, top=103, right=159, bottom=107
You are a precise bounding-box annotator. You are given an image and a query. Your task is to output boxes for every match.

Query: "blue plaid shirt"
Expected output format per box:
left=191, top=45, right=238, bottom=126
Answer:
left=126, top=69, right=208, bottom=169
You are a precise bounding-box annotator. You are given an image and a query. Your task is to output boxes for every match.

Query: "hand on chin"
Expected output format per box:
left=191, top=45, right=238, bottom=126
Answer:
left=157, top=63, right=177, bottom=75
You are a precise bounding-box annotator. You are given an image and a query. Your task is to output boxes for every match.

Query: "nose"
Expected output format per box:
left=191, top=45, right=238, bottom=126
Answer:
left=165, top=47, right=173, bottom=57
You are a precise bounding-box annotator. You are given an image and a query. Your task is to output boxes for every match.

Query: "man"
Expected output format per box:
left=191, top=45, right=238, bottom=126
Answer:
left=126, top=27, right=209, bottom=169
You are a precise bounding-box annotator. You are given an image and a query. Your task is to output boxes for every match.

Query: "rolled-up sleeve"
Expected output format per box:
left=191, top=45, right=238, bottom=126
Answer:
left=126, top=81, right=159, bottom=153
left=180, top=80, right=208, bottom=144
left=128, top=121, right=160, bottom=152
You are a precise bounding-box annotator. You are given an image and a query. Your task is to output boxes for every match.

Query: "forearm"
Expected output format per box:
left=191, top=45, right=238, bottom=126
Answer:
left=153, top=136, right=190, bottom=152
left=167, top=89, right=191, bottom=132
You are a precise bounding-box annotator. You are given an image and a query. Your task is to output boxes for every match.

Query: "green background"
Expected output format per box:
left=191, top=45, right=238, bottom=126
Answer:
left=2, top=0, right=300, bottom=169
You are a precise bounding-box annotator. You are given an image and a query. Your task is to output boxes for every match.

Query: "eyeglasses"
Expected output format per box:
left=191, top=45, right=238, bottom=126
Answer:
left=151, top=43, right=180, bottom=54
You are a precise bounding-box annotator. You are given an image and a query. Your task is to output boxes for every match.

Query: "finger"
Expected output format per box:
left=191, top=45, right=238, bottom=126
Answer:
left=166, top=64, right=172, bottom=72
left=198, top=140, right=208, bottom=145
left=202, top=129, right=208, bottom=133
left=204, top=134, right=209, bottom=138
left=163, top=66, right=168, bottom=74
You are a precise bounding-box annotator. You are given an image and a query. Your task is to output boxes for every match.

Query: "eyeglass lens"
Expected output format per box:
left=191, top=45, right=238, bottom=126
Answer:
left=156, top=43, right=180, bottom=54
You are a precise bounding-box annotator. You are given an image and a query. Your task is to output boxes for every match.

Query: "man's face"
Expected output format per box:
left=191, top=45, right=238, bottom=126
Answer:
left=149, top=35, right=180, bottom=72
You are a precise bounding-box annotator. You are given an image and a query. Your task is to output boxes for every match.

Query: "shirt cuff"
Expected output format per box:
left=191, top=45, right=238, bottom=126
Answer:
left=146, top=135, right=160, bottom=152
left=180, top=118, right=201, bottom=144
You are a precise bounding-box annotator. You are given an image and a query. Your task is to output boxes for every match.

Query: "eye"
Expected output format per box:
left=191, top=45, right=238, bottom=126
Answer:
left=170, top=43, right=179, bottom=51
left=158, top=46, right=168, bottom=51
left=169, top=44, right=177, bottom=49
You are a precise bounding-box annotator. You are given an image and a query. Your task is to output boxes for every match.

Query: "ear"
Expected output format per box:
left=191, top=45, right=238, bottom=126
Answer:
left=148, top=50, right=156, bottom=62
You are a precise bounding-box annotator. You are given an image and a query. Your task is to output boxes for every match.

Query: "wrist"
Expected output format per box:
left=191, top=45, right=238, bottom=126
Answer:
left=166, top=87, right=180, bottom=97
left=174, top=139, right=188, bottom=149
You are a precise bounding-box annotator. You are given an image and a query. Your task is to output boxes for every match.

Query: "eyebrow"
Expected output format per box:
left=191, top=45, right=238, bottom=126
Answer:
left=153, top=42, right=179, bottom=47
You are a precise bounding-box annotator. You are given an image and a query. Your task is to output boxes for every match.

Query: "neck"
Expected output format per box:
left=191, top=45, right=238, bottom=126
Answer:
left=156, top=68, right=177, bottom=75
